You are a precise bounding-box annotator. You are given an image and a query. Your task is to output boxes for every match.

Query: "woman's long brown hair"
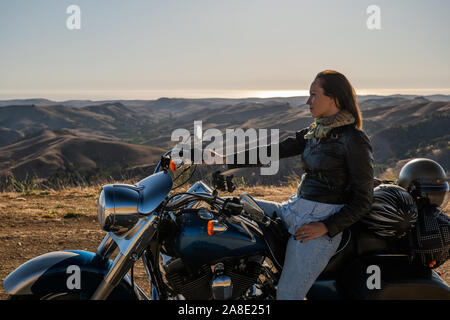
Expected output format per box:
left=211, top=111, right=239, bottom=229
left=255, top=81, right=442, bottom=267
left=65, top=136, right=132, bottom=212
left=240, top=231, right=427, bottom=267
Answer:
left=315, top=70, right=362, bottom=129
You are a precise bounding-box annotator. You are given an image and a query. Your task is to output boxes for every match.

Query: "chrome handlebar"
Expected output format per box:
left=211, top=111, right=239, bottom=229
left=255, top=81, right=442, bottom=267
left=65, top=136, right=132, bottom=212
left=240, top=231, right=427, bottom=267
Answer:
left=164, top=192, right=226, bottom=211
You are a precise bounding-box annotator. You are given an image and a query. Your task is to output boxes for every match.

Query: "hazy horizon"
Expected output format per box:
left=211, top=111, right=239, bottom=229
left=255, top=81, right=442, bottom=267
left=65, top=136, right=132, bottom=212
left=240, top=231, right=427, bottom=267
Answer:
left=1, top=88, right=450, bottom=102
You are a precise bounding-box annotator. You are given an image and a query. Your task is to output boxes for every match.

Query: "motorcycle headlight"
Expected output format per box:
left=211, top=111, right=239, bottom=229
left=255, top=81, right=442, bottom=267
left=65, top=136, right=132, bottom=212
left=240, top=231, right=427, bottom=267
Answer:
left=97, top=184, right=141, bottom=235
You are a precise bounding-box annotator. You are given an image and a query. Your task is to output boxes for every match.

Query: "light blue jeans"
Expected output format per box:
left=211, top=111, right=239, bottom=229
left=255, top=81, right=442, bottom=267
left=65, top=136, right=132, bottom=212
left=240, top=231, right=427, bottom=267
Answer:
left=254, top=192, right=344, bottom=300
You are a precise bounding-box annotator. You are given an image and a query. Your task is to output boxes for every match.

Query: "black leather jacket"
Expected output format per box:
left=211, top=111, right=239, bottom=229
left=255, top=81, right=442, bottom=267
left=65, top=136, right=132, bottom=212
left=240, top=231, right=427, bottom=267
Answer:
left=228, top=124, right=374, bottom=237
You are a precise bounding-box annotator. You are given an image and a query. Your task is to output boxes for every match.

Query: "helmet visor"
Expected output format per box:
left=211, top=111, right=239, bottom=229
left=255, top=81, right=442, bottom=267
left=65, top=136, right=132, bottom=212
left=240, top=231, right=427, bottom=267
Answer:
left=416, top=181, right=449, bottom=208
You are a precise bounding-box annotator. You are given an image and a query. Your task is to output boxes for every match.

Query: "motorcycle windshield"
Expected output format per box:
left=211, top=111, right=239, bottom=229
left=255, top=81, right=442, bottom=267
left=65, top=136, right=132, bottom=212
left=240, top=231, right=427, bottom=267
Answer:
left=137, top=171, right=173, bottom=214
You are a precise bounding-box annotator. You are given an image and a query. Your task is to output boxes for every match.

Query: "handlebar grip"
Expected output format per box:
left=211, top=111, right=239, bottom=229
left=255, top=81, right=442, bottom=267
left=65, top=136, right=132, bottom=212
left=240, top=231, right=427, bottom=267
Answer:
left=222, top=199, right=243, bottom=216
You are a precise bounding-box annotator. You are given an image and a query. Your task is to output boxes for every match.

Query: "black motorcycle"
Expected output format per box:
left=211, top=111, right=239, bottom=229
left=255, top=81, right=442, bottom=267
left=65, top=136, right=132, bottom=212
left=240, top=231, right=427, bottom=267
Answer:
left=3, top=152, right=450, bottom=300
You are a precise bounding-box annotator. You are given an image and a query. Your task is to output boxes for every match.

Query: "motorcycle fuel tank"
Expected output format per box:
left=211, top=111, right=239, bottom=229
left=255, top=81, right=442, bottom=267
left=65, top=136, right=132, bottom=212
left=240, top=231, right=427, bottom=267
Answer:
left=174, top=210, right=266, bottom=264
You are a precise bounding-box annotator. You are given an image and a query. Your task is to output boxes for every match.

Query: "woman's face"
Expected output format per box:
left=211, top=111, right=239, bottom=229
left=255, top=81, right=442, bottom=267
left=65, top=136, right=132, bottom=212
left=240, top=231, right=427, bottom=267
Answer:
left=306, top=79, right=339, bottom=119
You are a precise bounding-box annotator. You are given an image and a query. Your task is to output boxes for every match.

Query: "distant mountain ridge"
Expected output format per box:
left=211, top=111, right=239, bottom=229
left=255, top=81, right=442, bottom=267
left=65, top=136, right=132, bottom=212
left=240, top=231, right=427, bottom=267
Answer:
left=2, top=94, right=449, bottom=108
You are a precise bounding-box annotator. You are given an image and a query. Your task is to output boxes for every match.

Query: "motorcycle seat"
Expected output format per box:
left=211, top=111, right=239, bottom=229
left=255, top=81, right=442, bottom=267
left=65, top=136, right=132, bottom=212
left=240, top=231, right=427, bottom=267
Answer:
left=353, top=223, right=410, bottom=256
left=319, top=229, right=354, bottom=279
left=355, top=231, right=390, bottom=255
left=319, top=224, right=412, bottom=280
left=333, top=229, right=352, bottom=256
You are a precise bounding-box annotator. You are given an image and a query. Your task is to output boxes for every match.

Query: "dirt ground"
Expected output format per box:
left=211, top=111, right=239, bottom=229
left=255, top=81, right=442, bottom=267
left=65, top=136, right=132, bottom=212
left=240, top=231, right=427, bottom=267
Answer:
left=0, top=185, right=449, bottom=300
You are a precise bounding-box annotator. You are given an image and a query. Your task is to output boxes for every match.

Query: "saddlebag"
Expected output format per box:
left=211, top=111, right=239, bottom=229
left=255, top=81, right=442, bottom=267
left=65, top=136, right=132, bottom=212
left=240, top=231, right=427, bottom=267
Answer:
left=410, top=205, right=450, bottom=269
left=338, top=255, right=450, bottom=299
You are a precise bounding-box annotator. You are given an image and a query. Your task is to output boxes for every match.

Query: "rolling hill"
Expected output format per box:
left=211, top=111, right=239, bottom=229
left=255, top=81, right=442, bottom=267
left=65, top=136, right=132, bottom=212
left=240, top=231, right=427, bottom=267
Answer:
left=0, top=129, right=165, bottom=188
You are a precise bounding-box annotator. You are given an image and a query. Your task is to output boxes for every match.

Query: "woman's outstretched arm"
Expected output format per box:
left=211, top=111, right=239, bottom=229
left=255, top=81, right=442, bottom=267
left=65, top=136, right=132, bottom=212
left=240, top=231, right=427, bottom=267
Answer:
left=226, top=127, right=309, bottom=168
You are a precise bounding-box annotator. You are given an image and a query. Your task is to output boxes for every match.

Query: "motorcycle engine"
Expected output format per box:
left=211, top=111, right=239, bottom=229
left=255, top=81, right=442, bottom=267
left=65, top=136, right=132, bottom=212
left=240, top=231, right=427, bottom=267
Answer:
left=160, top=254, right=264, bottom=300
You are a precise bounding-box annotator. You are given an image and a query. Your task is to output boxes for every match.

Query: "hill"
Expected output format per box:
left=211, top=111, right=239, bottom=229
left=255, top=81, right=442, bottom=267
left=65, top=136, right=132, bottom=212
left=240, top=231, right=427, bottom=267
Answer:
left=0, top=129, right=165, bottom=189
left=362, top=101, right=450, bottom=171
left=0, top=102, right=160, bottom=147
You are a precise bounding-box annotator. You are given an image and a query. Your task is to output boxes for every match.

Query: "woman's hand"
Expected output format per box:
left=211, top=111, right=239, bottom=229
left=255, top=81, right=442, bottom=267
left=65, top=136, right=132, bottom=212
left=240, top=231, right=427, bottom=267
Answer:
left=294, top=222, right=328, bottom=242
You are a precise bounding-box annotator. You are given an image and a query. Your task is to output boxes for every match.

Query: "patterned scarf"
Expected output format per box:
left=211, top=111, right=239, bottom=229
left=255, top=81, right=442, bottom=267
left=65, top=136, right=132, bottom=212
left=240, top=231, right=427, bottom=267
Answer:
left=304, top=109, right=355, bottom=140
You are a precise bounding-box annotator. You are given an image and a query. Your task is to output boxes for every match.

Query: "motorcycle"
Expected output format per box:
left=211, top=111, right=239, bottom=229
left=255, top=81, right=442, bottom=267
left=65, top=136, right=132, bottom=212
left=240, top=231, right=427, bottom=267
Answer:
left=3, top=151, right=450, bottom=300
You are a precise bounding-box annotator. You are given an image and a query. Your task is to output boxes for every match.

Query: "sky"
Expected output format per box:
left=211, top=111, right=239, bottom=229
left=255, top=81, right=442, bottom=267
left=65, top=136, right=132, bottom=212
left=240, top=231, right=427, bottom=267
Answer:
left=0, top=0, right=449, bottom=100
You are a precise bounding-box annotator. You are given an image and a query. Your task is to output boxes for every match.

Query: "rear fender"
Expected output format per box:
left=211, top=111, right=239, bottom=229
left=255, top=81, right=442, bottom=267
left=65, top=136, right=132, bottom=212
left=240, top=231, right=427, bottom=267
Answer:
left=3, top=250, right=142, bottom=300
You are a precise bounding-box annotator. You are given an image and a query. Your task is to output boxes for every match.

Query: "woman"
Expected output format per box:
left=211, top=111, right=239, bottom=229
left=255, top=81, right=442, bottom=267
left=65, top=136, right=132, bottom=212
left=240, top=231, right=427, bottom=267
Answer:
left=207, top=70, right=374, bottom=299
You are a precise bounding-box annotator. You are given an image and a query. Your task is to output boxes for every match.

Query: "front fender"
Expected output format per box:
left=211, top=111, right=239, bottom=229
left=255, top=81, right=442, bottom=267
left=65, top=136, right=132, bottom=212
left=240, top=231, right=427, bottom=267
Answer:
left=3, top=250, right=141, bottom=300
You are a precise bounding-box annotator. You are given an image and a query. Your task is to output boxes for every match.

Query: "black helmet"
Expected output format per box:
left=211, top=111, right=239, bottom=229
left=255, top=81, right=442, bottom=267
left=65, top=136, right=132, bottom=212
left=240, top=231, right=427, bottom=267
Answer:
left=361, top=184, right=418, bottom=238
left=398, top=158, right=449, bottom=207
